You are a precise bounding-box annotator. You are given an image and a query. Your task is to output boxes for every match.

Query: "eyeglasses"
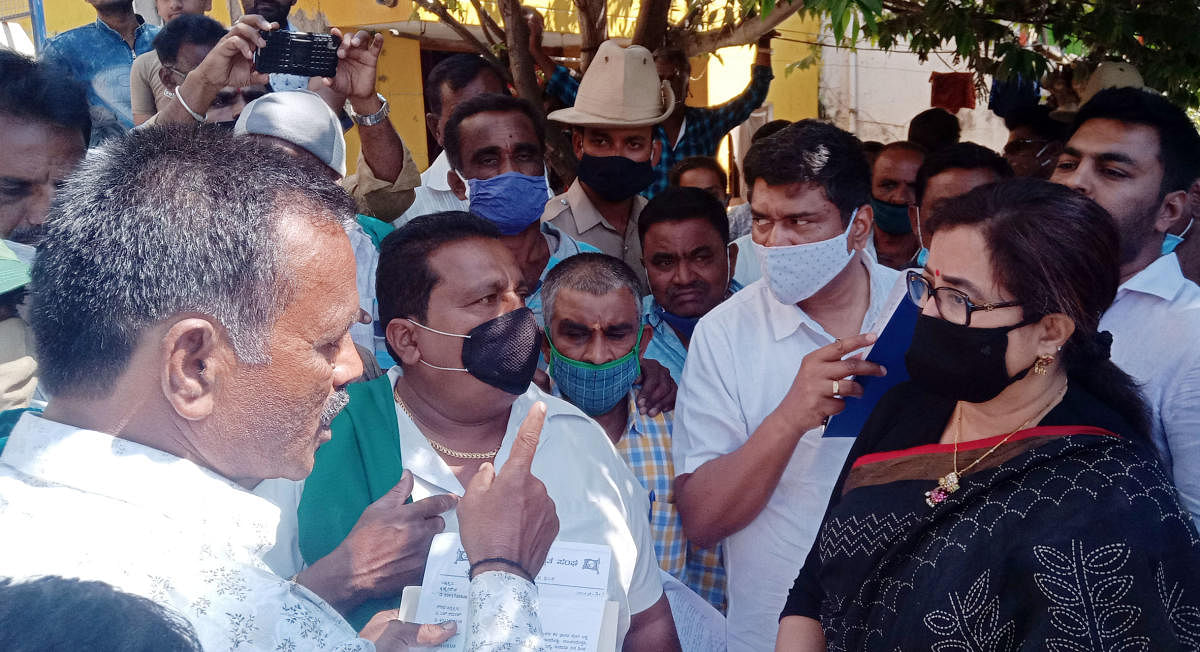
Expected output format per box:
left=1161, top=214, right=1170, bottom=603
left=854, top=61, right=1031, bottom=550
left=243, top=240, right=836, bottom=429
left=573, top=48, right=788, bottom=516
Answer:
left=905, top=270, right=1022, bottom=326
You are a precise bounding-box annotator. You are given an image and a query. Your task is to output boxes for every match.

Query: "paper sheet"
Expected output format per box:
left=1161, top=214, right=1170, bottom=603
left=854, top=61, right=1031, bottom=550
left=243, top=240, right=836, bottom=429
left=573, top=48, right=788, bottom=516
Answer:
left=415, top=532, right=613, bottom=651
left=660, top=570, right=727, bottom=652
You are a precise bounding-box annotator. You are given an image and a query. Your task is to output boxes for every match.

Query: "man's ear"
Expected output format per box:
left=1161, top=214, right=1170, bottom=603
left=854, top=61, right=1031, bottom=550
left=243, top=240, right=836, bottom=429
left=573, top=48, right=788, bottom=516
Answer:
left=849, top=203, right=874, bottom=251
left=158, top=66, right=176, bottom=92
left=385, top=318, right=424, bottom=366
left=161, top=317, right=225, bottom=421
left=727, top=241, right=739, bottom=277
left=638, top=325, right=654, bottom=355
left=426, top=112, right=442, bottom=144
left=651, top=138, right=663, bottom=168
left=447, top=169, right=468, bottom=200
left=540, top=331, right=552, bottom=365
left=908, top=204, right=921, bottom=237
left=1154, top=189, right=1189, bottom=235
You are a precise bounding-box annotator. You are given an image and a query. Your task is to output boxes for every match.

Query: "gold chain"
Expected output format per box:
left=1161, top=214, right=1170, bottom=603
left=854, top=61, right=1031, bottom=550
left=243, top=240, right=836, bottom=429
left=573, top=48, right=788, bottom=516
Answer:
left=393, top=382, right=500, bottom=460
left=926, top=380, right=1067, bottom=507
left=953, top=381, right=1068, bottom=477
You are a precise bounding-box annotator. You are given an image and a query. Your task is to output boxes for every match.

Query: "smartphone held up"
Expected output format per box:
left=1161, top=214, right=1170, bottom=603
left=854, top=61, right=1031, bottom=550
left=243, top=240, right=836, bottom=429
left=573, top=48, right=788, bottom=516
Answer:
left=254, top=30, right=341, bottom=78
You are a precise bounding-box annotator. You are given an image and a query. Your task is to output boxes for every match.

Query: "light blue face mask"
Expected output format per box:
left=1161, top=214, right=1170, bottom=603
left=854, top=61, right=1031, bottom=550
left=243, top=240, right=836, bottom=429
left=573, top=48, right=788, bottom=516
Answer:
left=914, top=205, right=929, bottom=267
left=467, top=171, right=551, bottom=235
left=547, top=325, right=643, bottom=416
left=1162, top=218, right=1193, bottom=256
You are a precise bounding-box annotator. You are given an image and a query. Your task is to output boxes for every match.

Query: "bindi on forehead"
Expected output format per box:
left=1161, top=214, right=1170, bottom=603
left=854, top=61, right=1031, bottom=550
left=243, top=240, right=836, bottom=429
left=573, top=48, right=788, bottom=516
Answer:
left=934, top=268, right=941, bottom=277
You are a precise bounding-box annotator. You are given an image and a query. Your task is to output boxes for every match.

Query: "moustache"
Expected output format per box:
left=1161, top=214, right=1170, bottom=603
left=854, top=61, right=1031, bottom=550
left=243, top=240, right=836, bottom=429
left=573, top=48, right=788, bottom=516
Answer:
left=319, top=389, right=350, bottom=428
left=668, top=281, right=708, bottom=298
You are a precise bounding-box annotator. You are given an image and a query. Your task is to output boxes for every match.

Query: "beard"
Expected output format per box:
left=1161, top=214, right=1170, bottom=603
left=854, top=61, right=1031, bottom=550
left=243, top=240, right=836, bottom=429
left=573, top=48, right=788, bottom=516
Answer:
left=91, top=0, right=134, bottom=12
left=1115, top=202, right=1162, bottom=265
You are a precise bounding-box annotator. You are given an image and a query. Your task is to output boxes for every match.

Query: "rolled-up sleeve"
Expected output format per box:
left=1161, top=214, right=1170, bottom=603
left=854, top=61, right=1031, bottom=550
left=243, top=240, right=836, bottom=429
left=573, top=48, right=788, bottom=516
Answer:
left=341, top=145, right=420, bottom=222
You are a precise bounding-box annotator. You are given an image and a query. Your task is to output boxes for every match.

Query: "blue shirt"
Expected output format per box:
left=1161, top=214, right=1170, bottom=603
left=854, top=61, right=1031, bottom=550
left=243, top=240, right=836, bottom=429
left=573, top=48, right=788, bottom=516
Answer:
left=42, top=17, right=159, bottom=145
left=641, top=280, right=744, bottom=382
left=546, top=65, right=774, bottom=198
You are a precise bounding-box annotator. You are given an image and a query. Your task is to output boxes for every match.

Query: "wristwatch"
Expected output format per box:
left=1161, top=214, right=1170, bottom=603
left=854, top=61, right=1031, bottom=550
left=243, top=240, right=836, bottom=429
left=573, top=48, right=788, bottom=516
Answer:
left=345, top=93, right=390, bottom=127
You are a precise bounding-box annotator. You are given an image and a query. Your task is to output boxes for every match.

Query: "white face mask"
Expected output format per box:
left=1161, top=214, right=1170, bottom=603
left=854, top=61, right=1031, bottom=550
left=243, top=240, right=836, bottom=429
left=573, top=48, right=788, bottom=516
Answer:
left=753, top=208, right=858, bottom=305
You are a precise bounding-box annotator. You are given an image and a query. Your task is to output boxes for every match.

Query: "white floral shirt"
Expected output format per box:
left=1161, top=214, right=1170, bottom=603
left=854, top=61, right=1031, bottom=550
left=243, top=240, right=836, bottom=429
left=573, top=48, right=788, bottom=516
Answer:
left=0, top=414, right=369, bottom=652
left=466, top=572, right=544, bottom=651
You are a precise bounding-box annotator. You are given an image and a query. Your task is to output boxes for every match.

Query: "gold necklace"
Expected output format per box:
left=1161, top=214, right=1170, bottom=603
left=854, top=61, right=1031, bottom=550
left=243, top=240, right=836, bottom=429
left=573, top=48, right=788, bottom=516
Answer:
left=924, top=382, right=1068, bottom=507
left=393, top=383, right=501, bottom=460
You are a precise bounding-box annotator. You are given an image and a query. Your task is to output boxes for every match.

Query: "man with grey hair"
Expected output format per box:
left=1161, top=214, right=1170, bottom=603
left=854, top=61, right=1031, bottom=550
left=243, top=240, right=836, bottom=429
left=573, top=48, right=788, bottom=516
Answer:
left=0, top=126, right=559, bottom=651
left=540, top=253, right=726, bottom=612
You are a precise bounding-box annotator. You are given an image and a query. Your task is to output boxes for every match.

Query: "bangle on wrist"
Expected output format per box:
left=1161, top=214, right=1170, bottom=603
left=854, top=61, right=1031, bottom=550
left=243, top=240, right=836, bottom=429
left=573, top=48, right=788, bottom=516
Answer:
left=468, top=557, right=534, bottom=583
left=176, top=84, right=206, bottom=123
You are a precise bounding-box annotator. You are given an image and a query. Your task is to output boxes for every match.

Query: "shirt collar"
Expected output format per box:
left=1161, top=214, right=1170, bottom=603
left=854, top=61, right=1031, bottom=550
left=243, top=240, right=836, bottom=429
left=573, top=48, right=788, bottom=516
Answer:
left=565, top=179, right=608, bottom=233
left=422, top=151, right=455, bottom=192
left=1118, top=253, right=1188, bottom=303
left=93, top=14, right=148, bottom=37
left=2, top=413, right=281, bottom=547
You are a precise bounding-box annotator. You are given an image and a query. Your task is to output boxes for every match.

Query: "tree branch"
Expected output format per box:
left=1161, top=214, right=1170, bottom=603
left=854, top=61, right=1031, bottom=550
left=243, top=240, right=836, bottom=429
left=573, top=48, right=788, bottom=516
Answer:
left=632, top=0, right=673, bottom=50
left=684, top=0, right=805, bottom=56
left=573, top=0, right=608, bottom=71
left=414, top=0, right=511, bottom=81
left=468, top=0, right=506, bottom=48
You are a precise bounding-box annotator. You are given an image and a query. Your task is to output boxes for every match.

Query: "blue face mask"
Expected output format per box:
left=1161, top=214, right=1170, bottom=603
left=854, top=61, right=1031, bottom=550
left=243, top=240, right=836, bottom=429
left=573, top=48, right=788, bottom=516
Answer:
left=1162, top=218, right=1193, bottom=256
left=468, top=171, right=550, bottom=235
left=547, top=325, right=643, bottom=416
left=655, top=305, right=700, bottom=339
left=870, top=197, right=913, bottom=235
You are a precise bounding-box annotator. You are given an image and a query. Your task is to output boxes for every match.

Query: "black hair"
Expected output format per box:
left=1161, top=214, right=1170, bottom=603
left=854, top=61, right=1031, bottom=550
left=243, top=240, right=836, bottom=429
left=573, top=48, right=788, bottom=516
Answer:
left=742, top=119, right=870, bottom=225
left=638, top=186, right=731, bottom=247
left=0, top=50, right=90, bottom=144
left=0, top=576, right=201, bottom=651
left=879, top=141, right=927, bottom=157
left=751, top=119, right=791, bottom=143
left=928, top=179, right=1151, bottom=441
left=907, top=108, right=961, bottom=154
left=1003, top=104, right=1067, bottom=143
left=442, top=93, right=546, bottom=171
left=376, top=211, right=502, bottom=355
left=424, top=54, right=507, bottom=118
left=914, top=142, right=1013, bottom=204
left=668, top=156, right=728, bottom=191
left=152, top=14, right=226, bottom=64
left=31, top=125, right=356, bottom=399
left=1071, top=87, right=1200, bottom=195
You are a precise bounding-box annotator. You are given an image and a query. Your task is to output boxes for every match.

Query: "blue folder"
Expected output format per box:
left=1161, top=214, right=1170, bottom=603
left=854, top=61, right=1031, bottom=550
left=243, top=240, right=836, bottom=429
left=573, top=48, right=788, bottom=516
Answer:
left=823, top=297, right=919, bottom=438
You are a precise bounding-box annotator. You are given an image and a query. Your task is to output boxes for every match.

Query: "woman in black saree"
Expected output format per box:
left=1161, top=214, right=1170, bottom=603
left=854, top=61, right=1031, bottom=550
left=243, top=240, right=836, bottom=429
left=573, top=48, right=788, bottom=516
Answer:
left=776, top=179, right=1200, bottom=651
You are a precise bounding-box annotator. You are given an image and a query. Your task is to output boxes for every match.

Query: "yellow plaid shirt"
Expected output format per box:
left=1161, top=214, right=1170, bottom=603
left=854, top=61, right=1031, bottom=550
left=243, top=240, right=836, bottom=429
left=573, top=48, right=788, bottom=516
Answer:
left=617, top=390, right=727, bottom=612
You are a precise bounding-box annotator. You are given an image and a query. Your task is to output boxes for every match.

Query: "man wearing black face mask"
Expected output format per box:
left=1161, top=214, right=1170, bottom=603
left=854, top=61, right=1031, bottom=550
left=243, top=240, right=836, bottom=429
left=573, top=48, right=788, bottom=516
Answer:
left=542, top=40, right=672, bottom=294
left=868, top=141, right=924, bottom=269
left=295, top=212, right=681, bottom=648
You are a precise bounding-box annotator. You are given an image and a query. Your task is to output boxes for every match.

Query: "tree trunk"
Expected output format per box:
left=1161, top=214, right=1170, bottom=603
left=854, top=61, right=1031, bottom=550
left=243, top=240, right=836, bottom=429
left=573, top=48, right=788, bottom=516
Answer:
left=632, top=0, right=673, bottom=51
left=574, top=0, right=608, bottom=71
left=500, top=0, right=578, bottom=188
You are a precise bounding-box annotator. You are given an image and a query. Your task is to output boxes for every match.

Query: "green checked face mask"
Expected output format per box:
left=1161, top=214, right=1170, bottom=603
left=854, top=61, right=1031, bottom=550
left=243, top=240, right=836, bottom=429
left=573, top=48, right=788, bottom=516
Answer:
left=547, top=324, right=643, bottom=416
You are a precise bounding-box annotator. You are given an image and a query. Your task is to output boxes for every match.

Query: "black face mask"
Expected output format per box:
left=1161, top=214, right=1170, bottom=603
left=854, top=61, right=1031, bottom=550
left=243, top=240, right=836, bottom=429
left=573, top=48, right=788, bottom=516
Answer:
left=576, top=154, right=655, bottom=202
left=904, top=314, right=1037, bottom=404
left=409, top=307, right=543, bottom=395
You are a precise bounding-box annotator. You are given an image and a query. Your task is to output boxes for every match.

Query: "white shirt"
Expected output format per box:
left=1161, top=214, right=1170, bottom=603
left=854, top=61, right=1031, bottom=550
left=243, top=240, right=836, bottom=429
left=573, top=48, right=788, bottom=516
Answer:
left=673, top=256, right=900, bottom=652
left=395, top=151, right=469, bottom=226
left=1100, top=252, right=1200, bottom=527
left=385, top=367, right=664, bottom=646
left=0, top=414, right=370, bottom=652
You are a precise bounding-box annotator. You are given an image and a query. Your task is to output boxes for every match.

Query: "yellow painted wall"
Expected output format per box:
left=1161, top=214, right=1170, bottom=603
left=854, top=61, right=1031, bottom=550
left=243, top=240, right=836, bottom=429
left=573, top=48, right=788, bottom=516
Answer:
left=341, top=34, right=427, bottom=175
left=39, top=0, right=233, bottom=37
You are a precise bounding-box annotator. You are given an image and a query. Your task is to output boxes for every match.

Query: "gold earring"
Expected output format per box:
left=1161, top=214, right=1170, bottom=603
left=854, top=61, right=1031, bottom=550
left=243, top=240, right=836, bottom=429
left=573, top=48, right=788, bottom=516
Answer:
left=1032, top=354, right=1055, bottom=375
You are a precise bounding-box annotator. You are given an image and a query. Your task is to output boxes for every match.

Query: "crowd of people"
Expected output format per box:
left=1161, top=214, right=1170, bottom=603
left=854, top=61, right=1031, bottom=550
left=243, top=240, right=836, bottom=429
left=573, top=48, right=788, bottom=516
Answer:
left=1, top=0, right=1199, bottom=650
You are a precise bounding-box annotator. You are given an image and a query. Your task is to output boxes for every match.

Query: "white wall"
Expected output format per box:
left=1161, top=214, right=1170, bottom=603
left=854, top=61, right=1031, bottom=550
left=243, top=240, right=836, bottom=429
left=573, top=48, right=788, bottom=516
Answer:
left=819, top=35, right=1010, bottom=151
